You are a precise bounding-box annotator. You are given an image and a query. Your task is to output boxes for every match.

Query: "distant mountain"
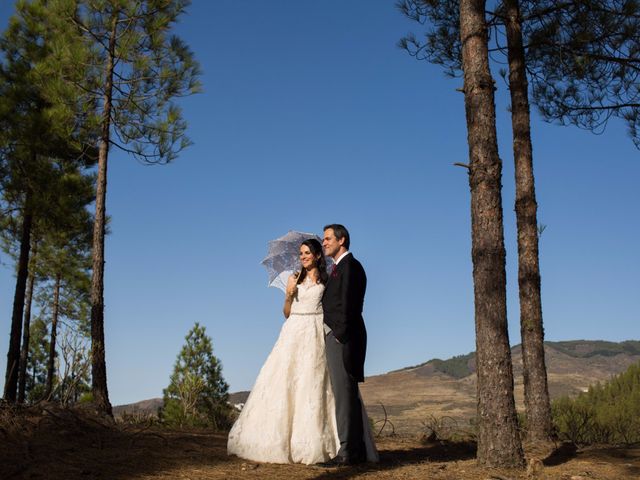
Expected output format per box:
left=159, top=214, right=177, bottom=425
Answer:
left=545, top=340, right=640, bottom=358
left=229, top=391, right=250, bottom=405
left=113, top=398, right=162, bottom=417
left=395, top=340, right=640, bottom=379
left=114, top=340, right=640, bottom=434
left=360, top=340, right=640, bottom=434
left=114, top=393, right=251, bottom=418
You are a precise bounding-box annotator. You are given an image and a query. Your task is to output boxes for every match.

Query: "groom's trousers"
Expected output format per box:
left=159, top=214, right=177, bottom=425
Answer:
left=325, top=331, right=366, bottom=460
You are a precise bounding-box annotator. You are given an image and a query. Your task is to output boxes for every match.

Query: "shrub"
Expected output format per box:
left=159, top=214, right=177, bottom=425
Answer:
left=160, top=323, right=233, bottom=430
left=552, top=361, right=640, bottom=444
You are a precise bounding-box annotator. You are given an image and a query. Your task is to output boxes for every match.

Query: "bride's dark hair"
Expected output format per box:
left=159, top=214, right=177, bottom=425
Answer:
left=297, top=238, right=328, bottom=285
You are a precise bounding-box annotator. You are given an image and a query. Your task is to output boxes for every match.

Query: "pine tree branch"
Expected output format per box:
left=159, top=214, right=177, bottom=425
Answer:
left=67, top=11, right=109, bottom=52
left=108, top=139, right=163, bottom=163
left=560, top=101, right=640, bottom=112
left=520, top=2, right=578, bottom=22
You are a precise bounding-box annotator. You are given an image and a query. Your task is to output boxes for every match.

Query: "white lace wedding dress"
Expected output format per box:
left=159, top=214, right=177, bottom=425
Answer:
left=227, top=279, right=378, bottom=465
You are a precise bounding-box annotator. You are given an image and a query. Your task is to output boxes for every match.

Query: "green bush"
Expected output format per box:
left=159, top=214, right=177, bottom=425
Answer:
left=160, top=323, right=233, bottom=430
left=552, top=361, right=640, bottom=444
left=78, top=392, right=93, bottom=404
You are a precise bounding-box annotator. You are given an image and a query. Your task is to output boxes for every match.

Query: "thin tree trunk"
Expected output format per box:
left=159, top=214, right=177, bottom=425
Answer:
left=504, top=0, right=553, bottom=442
left=459, top=0, right=524, bottom=468
left=18, top=239, right=38, bottom=404
left=45, top=273, right=61, bottom=400
left=89, top=12, right=117, bottom=417
left=3, top=194, right=33, bottom=402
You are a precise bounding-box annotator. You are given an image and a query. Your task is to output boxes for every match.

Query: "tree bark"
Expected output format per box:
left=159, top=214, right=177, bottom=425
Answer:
left=45, top=273, right=61, bottom=400
left=17, top=239, right=38, bottom=404
left=3, top=195, right=33, bottom=402
left=89, top=12, right=117, bottom=417
left=459, top=0, right=524, bottom=467
left=504, top=0, right=553, bottom=442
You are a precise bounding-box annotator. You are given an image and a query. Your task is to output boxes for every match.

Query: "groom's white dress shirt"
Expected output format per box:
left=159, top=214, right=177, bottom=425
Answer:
left=334, top=251, right=351, bottom=266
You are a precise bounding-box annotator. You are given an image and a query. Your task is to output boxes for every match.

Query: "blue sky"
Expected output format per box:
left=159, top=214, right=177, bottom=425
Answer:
left=1, top=1, right=638, bottom=406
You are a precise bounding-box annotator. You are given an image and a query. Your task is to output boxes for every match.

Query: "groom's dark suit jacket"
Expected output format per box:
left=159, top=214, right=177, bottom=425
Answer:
left=323, top=253, right=367, bottom=382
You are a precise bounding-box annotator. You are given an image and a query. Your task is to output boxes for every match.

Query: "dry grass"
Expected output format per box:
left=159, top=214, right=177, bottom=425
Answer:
left=360, top=369, right=477, bottom=434
left=1, top=404, right=639, bottom=480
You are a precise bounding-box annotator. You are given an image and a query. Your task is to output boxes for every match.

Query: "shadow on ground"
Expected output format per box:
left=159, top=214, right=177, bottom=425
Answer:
left=0, top=404, right=234, bottom=480
left=573, top=444, right=640, bottom=479
left=307, top=439, right=476, bottom=480
left=543, top=442, right=578, bottom=466
left=3, top=405, right=638, bottom=480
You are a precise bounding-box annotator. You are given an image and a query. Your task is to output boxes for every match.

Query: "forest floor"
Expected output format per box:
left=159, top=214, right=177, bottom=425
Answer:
left=1, top=404, right=639, bottom=480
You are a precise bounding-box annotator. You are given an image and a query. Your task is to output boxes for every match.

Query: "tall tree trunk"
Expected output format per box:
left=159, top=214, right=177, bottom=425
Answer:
left=3, top=194, right=33, bottom=402
left=459, top=0, right=524, bottom=467
left=18, top=239, right=38, bottom=404
left=45, top=273, right=61, bottom=400
left=89, top=13, right=117, bottom=416
left=504, top=0, right=553, bottom=442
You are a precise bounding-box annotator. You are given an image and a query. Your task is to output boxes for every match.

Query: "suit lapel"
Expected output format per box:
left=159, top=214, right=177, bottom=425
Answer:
left=325, top=253, right=351, bottom=294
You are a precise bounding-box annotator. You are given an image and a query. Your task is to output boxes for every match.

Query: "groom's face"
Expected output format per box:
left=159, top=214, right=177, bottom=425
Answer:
left=323, top=228, right=343, bottom=259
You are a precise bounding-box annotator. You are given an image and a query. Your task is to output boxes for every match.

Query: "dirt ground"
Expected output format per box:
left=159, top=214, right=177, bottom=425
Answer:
left=1, top=406, right=639, bottom=480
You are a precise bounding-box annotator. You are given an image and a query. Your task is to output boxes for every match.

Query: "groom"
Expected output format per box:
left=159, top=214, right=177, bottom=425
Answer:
left=321, top=224, right=367, bottom=465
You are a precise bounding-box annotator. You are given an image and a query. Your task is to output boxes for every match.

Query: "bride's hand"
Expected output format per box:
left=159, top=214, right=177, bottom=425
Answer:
left=285, top=273, right=299, bottom=300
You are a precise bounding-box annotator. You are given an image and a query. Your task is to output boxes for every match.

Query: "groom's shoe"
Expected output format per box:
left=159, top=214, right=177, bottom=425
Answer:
left=345, top=452, right=367, bottom=465
left=317, top=454, right=365, bottom=468
left=317, top=456, right=349, bottom=468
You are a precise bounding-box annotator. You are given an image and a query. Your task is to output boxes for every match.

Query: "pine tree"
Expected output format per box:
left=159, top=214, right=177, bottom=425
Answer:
left=24, top=317, right=49, bottom=403
left=162, top=323, right=231, bottom=430
left=503, top=0, right=552, bottom=442
left=399, top=0, right=525, bottom=465
left=397, top=0, right=640, bottom=444
left=36, top=0, right=202, bottom=416
left=402, top=1, right=640, bottom=446
left=399, top=0, right=543, bottom=452
left=18, top=237, right=39, bottom=403
left=35, top=170, right=94, bottom=400
left=0, top=0, right=97, bottom=403
left=458, top=0, right=524, bottom=466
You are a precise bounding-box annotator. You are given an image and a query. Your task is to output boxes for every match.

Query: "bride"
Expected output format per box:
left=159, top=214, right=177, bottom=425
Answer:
left=227, top=238, right=377, bottom=465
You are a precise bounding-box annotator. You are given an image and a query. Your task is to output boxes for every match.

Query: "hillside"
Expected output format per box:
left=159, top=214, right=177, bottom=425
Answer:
left=360, top=340, right=640, bottom=434
left=113, top=398, right=163, bottom=417
left=115, top=340, right=640, bottom=434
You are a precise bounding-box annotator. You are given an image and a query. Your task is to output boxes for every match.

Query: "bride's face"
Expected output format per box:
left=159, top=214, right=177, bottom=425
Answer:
left=299, top=245, right=318, bottom=270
